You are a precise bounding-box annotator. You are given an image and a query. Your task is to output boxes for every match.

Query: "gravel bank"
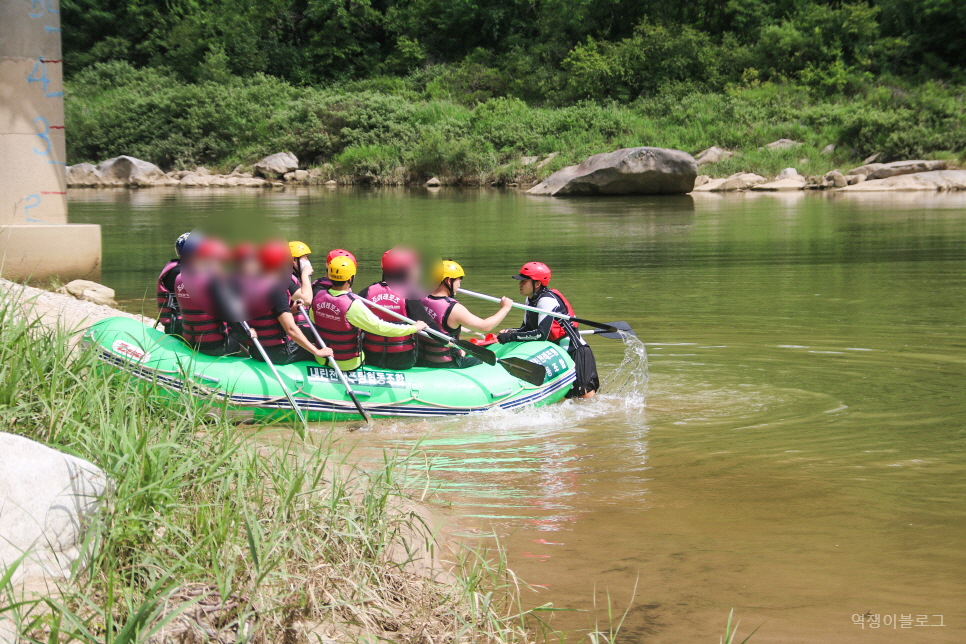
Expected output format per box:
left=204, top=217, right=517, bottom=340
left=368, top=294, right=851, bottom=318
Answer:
left=0, top=279, right=152, bottom=332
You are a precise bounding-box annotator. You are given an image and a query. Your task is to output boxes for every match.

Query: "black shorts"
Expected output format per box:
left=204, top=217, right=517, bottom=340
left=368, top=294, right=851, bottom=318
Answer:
left=250, top=340, right=315, bottom=364
left=196, top=335, right=246, bottom=357
left=566, top=344, right=599, bottom=398
left=365, top=350, right=416, bottom=371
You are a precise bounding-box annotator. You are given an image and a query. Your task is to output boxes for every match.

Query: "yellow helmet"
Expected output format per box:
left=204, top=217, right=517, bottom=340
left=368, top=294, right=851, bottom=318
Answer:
left=328, top=256, right=357, bottom=281
left=288, top=241, right=311, bottom=258
left=436, top=259, right=465, bottom=282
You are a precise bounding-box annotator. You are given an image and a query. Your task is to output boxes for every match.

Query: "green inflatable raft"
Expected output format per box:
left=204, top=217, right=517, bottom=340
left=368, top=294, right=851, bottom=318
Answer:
left=83, top=317, right=576, bottom=421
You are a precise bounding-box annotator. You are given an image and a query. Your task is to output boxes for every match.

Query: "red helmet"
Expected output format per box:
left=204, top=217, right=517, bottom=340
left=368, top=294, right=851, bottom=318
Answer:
left=232, top=242, right=257, bottom=262
left=382, top=247, right=417, bottom=275
left=195, top=238, right=230, bottom=261
left=513, top=261, right=551, bottom=286
left=326, top=248, right=357, bottom=267
left=258, top=240, right=291, bottom=271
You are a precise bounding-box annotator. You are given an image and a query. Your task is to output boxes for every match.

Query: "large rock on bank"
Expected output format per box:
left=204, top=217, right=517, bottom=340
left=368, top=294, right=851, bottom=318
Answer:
left=527, top=147, right=697, bottom=196
left=838, top=170, right=966, bottom=192
left=96, top=155, right=167, bottom=186
left=254, top=152, right=299, bottom=178
left=57, top=279, right=116, bottom=307
left=65, top=162, right=102, bottom=187
left=0, top=433, right=109, bottom=585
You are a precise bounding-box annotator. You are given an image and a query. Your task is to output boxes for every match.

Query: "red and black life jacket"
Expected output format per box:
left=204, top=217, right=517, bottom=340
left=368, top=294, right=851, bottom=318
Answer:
left=547, top=289, right=578, bottom=342
left=156, top=259, right=181, bottom=326
left=418, top=295, right=459, bottom=364
left=359, top=282, right=417, bottom=356
left=175, top=273, right=227, bottom=346
left=246, top=284, right=289, bottom=348
left=311, top=289, right=362, bottom=361
left=524, top=288, right=578, bottom=343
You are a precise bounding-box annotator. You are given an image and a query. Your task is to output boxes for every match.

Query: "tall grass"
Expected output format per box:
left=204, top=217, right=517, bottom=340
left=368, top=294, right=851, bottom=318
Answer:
left=0, top=293, right=533, bottom=644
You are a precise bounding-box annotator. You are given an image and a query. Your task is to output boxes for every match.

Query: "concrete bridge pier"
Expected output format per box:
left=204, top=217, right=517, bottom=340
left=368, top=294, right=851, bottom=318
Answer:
left=0, top=0, right=100, bottom=283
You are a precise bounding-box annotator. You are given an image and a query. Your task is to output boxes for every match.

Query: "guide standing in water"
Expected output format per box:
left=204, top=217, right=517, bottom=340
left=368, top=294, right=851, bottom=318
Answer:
left=499, top=262, right=599, bottom=398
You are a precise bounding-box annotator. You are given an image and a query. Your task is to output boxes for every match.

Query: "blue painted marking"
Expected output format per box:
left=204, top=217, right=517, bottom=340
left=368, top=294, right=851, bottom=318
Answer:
left=33, top=116, right=51, bottom=155
left=26, top=58, right=62, bottom=97
left=44, top=26, right=60, bottom=32
left=47, top=160, right=68, bottom=166
left=24, top=195, right=42, bottom=222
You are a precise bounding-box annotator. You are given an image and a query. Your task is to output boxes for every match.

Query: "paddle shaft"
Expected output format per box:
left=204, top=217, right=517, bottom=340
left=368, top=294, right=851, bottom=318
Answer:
left=297, top=303, right=371, bottom=423
left=458, top=288, right=617, bottom=332
left=357, top=296, right=551, bottom=385
left=357, top=296, right=467, bottom=348
left=241, top=321, right=309, bottom=434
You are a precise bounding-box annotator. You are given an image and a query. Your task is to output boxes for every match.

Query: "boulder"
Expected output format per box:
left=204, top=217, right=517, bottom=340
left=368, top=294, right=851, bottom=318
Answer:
left=848, top=174, right=866, bottom=185
left=527, top=147, right=697, bottom=196
left=96, top=156, right=166, bottom=187
left=751, top=178, right=805, bottom=191
left=848, top=163, right=884, bottom=177
left=710, top=172, right=766, bottom=191
left=254, top=152, right=299, bottom=178
left=776, top=167, right=800, bottom=181
left=762, top=139, right=801, bottom=150
left=821, top=144, right=836, bottom=155
left=195, top=166, right=211, bottom=176
left=536, top=153, right=558, bottom=170
left=66, top=163, right=102, bottom=187
left=694, top=174, right=711, bottom=187
left=61, top=279, right=116, bottom=306
left=293, top=169, right=309, bottom=182
left=866, top=160, right=947, bottom=181
left=208, top=175, right=229, bottom=187
left=691, top=177, right=728, bottom=192
left=838, top=170, right=966, bottom=192
left=240, top=177, right=267, bottom=188
left=325, top=180, right=338, bottom=186
left=862, top=153, right=880, bottom=165
left=425, top=176, right=441, bottom=187
left=520, top=156, right=539, bottom=166
left=695, top=146, right=732, bottom=166
left=180, top=174, right=209, bottom=187
left=0, top=433, right=109, bottom=585
left=826, top=170, right=848, bottom=188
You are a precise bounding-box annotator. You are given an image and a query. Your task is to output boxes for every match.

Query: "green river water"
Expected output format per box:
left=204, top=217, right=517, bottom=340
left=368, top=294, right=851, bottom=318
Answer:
left=69, top=187, right=966, bottom=643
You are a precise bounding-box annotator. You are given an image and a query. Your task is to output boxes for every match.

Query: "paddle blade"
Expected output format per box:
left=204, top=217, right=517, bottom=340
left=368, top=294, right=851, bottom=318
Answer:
left=455, top=338, right=497, bottom=365
left=499, top=357, right=548, bottom=387
left=594, top=321, right=636, bottom=339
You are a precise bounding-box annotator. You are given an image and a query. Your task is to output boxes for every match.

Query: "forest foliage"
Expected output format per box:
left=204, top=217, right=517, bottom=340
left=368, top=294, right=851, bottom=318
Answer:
left=61, top=0, right=966, bottom=176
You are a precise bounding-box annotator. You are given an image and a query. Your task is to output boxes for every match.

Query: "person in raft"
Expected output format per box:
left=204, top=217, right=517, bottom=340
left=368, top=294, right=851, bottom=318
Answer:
left=417, top=260, right=514, bottom=369
left=312, top=248, right=356, bottom=293
left=287, top=240, right=315, bottom=332
left=311, top=255, right=428, bottom=372
left=157, top=231, right=190, bottom=336
left=174, top=237, right=249, bottom=357
left=498, top=262, right=599, bottom=398
left=246, top=240, right=333, bottom=365
left=358, top=247, right=426, bottom=370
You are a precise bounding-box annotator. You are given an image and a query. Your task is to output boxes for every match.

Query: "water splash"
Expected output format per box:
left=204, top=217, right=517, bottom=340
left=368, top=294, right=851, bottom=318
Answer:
left=600, top=332, right=649, bottom=407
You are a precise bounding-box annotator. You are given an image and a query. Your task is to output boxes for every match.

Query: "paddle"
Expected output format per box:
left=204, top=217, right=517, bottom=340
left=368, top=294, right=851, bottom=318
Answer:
left=579, top=321, right=636, bottom=340
left=241, top=321, right=309, bottom=437
left=356, top=296, right=548, bottom=387
left=297, top=302, right=372, bottom=424
left=459, top=288, right=632, bottom=335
